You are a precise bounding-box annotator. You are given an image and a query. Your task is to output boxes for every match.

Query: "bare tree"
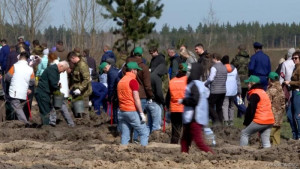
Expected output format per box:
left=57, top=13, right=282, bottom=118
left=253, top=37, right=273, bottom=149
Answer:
left=0, top=0, right=7, bottom=38
left=69, top=0, right=107, bottom=53
left=203, top=0, right=218, bottom=50
left=5, top=0, right=50, bottom=42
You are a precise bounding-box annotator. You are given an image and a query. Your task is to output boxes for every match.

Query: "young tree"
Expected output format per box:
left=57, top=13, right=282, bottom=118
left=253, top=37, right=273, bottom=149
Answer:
left=97, top=0, right=164, bottom=51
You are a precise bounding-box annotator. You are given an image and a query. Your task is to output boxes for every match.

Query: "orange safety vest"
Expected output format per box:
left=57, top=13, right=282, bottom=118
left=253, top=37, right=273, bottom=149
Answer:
left=248, top=88, right=275, bottom=124
left=117, top=72, right=137, bottom=112
left=169, top=76, right=187, bottom=112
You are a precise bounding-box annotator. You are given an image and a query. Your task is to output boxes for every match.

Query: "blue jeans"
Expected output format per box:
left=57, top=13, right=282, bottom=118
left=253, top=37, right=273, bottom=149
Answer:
left=133, top=99, right=147, bottom=141
left=288, top=90, right=300, bottom=139
left=146, top=101, right=161, bottom=133
left=118, top=111, right=149, bottom=146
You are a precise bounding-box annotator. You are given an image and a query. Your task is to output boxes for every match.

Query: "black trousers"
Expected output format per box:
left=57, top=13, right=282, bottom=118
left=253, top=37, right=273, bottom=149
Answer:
left=170, top=112, right=183, bottom=144
left=209, top=93, right=225, bottom=125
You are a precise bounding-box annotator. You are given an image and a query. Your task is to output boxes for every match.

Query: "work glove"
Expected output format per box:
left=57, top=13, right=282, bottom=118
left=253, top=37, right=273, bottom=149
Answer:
left=147, top=99, right=152, bottom=104
left=88, top=101, right=92, bottom=107
left=140, top=113, right=146, bottom=123
left=73, top=89, right=81, bottom=95
left=178, top=99, right=183, bottom=104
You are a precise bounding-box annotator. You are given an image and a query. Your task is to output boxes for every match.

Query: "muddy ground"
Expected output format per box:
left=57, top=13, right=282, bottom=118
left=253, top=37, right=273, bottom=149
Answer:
left=0, top=104, right=299, bottom=169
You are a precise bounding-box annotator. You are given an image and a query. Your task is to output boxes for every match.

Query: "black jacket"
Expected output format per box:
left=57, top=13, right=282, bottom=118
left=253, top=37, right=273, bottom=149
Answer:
left=151, top=63, right=167, bottom=105
left=150, top=53, right=166, bottom=73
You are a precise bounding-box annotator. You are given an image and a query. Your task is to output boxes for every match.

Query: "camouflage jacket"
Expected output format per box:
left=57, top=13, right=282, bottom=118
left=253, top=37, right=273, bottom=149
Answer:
left=231, top=51, right=250, bottom=88
left=70, top=59, right=92, bottom=97
left=267, top=81, right=286, bottom=126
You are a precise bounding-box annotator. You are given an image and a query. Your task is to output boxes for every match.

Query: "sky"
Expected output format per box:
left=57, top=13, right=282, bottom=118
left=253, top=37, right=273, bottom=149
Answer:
left=49, top=0, right=300, bottom=31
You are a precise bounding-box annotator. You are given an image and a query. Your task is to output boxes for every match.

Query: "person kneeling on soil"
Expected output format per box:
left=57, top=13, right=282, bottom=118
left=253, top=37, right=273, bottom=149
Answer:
left=117, top=62, right=149, bottom=146
left=35, top=61, right=70, bottom=125
left=240, top=75, right=275, bottom=148
left=5, top=52, right=35, bottom=126
left=180, top=70, right=214, bottom=154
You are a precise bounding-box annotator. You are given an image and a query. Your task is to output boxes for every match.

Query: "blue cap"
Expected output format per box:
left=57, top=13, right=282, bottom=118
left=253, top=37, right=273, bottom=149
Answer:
left=253, top=42, right=263, bottom=48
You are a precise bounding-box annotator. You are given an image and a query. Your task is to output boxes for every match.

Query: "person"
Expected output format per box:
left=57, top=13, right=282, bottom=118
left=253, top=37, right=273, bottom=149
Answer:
left=205, top=53, right=227, bottom=126
left=91, top=81, right=107, bottom=115
left=194, top=43, right=212, bottom=80
left=266, top=72, right=285, bottom=145
left=5, top=52, right=35, bottom=125
left=31, top=40, right=43, bottom=57
left=221, top=55, right=241, bottom=126
left=35, top=61, right=70, bottom=125
left=248, top=42, right=271, bottom=91
left=149, top=47, right=166, bottom=73
left=284, top=51, right=300, bottom=140
left=99, top=61, right=120, bottom=124
left=5, top=47, right=19, bottom=73
left=240, top=75, right=274, bottom=148
left=117, top=62, right=149, bottom=146
left=0, top=39, right=10, bottom=74
left=166, top=63, right=188, bottom=144
left=69, top=51, right=92, bottom=119
left=83, top=49, right=98, bottom=81
left=275, top=58, right=286, bottom=76
left=180, top=64, right=213, bottom=154
left=0, top=74, right=5, bottom=122
left=48, top=53, right=75, bottom=127
left=36, top=47, right=49, bottom=78
left=180, top=44, right=197, bottom=63
left=280, top=48, right=296, bottom=85
left=179, top=47, right=196, bottom=65
left=231, top=44, right=250, bottom=118
left=15, top=36, right=30, bottom=54
left=101, top=44, right=116, bottom=64
left=168, top=47, right=184, bottom=79
left=53, top=40, right=68, bottom=61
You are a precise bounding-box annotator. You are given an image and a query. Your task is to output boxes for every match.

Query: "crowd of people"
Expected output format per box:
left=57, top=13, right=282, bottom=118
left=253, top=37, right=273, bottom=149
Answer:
left=0, top=35, right=299, bottom=154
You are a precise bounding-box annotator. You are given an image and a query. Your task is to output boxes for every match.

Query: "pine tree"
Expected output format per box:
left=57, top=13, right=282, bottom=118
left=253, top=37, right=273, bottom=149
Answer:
left=97, top=0, right=163, bottom=52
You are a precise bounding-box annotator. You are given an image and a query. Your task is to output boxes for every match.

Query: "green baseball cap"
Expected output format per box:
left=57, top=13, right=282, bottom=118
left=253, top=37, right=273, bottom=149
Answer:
left=127, top=62, right=142, bottom=70
left=244, top=75, right=260, bottom=83
left=268, top=72, right=279, bottom=80
left=180, top=63, right=188, bottom=72
left=133, top=47, right=143, bottom=55
left=99, top=62, right=108, bottom=73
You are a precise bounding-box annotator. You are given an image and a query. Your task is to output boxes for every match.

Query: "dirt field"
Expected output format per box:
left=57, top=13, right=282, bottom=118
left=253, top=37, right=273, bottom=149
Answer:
left=0, top=104, right=299, bottom=169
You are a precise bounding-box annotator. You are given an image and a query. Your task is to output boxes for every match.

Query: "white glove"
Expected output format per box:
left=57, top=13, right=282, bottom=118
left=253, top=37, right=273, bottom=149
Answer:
left=178, top=99, right=183, bottom=104
left=73, top=89, right=81, bottom=95
left=147, top=99, right=152, bottom=104
left=140, top=113, right=146, bottom=123
left=88, top=101, right=92, bottom=106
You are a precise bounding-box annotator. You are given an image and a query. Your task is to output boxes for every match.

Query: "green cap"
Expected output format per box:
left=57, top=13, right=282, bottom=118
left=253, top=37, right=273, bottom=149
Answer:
left=127, top=62, right=142, bottom=70
left=244, top=75, right=260, bottom=83
left=268, top=72, right=279, bottom=80
left=99, top=62, right=108, bottom=73
left=133, top=47, right=143, bottom=55
left=180, top=63, right=188, bottom=72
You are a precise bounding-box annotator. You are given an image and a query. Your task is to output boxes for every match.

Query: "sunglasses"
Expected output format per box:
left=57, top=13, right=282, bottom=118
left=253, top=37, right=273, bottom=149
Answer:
left=292, top=57, right=299, bottom=60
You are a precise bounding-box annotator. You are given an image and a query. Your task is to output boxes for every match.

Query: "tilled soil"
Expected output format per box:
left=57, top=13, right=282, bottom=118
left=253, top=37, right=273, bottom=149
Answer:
left=0, top=108, right=299, bottom=169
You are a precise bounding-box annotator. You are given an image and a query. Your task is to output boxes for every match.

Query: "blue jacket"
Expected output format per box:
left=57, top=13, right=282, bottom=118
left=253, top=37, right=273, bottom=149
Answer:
left=248, top=51, right=271, bottom=77
left=107, top=67, right=120, bottom=101
left=36, top=55, right=48, bottom=77
left=101, top=50, right=116, bottom=63
left=0, top=45, right=10, bottom=71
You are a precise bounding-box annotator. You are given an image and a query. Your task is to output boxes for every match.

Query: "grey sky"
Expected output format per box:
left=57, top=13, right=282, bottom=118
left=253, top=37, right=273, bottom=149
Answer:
left=50, top=0, right=300, bottom=31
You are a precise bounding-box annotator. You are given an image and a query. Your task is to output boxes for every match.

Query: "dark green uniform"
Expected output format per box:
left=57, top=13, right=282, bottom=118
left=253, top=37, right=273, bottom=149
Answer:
left=35, top=64, right=60, bottom=124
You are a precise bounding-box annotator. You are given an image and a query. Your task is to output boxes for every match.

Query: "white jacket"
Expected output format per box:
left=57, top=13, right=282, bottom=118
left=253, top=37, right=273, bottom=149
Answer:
left=50, top=59, right=69, bottom=97
left=280, top=59, right=295, bottom=84
left=9, top=60, right=34, bottom=100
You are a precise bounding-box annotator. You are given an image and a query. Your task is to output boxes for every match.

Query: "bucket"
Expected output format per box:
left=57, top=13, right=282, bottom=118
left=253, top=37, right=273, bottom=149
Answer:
left=53, top=95, right=64, bottom=108
left=72, top=100, right=85, bottom=116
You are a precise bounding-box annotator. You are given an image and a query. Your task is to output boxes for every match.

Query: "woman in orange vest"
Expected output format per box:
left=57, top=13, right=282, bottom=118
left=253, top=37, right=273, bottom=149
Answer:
left=240, top=75, right=275, bottom=148
left=166, top=63, right=188, bottom=144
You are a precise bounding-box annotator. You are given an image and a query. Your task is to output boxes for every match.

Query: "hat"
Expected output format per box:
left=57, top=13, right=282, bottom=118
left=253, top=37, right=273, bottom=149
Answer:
left=287, top=48, right=296, bottom=58
left=133, top=47, right=143, bottom=55
left=99, top=62, right=108, bottom=73
left=127, top=62, right=142, bottom=70
left=180, top=63, right=188, bottom=72
left=244, top=75, right=260, bottom=83
left=18, top=36, right=24, bottom=40
left=268, top=72, right=279, bottom=80
left=253, top=42, right=263, bottom=48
